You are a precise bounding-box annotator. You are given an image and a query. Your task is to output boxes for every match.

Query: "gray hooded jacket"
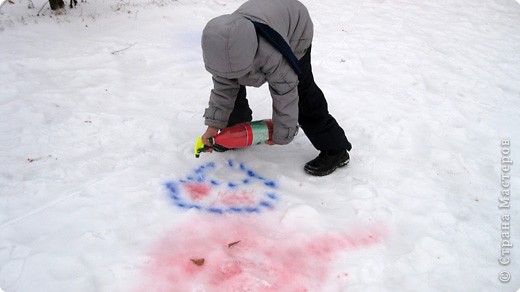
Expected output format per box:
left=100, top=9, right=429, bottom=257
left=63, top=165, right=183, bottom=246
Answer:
left=201, top=0, right=313, bottom=145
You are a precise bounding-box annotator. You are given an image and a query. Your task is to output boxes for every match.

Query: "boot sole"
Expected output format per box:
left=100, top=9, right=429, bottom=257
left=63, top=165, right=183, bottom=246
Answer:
left=304, top=159, right=350, bottom=176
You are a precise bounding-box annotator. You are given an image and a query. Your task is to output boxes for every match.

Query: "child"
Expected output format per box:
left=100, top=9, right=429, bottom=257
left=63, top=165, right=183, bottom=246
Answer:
left=200, top=0, right=352, bottom=176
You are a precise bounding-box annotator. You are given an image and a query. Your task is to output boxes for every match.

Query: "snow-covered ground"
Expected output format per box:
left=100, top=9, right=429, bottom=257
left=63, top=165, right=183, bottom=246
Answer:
left=1, top=0, right=520, bottom=291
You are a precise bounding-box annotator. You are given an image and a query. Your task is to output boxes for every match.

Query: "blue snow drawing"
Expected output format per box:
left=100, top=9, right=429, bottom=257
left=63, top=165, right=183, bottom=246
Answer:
left=164, top=160, right=279, bottom=214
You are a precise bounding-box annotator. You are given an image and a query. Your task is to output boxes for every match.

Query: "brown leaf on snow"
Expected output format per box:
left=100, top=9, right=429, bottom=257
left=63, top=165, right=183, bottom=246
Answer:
left=190, top=258, right=205, bottom=266
left=228, top=241, right=240, bottom=248
left=27, top=157, right=41, bottom=163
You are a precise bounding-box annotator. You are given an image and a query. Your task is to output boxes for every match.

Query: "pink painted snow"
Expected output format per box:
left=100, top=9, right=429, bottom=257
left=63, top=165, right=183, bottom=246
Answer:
left=139, top=215, right=387, bottom=291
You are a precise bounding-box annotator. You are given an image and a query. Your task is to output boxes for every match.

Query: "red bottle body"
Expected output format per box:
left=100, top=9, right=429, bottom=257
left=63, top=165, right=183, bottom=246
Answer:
left=211, top=119, right=273, bottom=149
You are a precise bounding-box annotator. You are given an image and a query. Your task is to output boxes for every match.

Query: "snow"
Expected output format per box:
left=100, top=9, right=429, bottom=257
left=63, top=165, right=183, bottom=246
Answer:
left=1, top=0, right=520, bottom=291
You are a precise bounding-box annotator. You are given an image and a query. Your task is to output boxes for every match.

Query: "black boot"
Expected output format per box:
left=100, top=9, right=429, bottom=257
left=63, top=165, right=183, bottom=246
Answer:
left=304, top=150, right=350, bottom=176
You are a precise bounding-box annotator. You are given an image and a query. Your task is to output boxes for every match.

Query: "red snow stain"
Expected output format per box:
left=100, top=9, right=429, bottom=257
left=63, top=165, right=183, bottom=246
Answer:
left=184, top=183, right=212, bottom=200
left=218, top=189, right=257, bottom=206
left=139, top=216, right=387, bottom=291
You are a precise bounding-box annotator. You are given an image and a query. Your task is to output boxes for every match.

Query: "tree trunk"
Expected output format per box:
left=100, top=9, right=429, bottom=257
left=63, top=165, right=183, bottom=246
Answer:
left=49, top=0, right=64, bottom=10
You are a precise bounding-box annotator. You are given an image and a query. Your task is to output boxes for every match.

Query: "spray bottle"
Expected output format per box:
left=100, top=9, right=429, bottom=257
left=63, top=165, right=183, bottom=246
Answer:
left=194, top=119, right=273, bottom=158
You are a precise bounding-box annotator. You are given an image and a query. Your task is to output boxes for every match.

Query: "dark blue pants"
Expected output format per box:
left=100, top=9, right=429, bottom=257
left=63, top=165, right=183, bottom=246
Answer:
left=228, top=46, right=352, bottom=154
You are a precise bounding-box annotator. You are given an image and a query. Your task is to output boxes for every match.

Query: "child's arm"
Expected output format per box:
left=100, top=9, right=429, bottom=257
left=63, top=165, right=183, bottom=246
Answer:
left=204, top=76, right=241, bottom=129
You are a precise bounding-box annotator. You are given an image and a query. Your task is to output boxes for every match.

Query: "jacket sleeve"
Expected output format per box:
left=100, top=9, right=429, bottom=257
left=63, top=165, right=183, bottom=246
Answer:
left=204, top=76, right=240, bottom=129
left=266, top=57, right=300, bottom=145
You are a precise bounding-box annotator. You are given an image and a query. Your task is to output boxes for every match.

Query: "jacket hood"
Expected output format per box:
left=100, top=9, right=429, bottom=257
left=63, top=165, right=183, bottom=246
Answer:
left=201, top=14, right=258, bottom=79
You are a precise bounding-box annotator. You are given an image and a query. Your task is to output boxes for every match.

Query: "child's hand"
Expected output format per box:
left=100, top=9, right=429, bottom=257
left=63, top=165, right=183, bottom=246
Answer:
left=201, top=126, right=220, bottom=147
